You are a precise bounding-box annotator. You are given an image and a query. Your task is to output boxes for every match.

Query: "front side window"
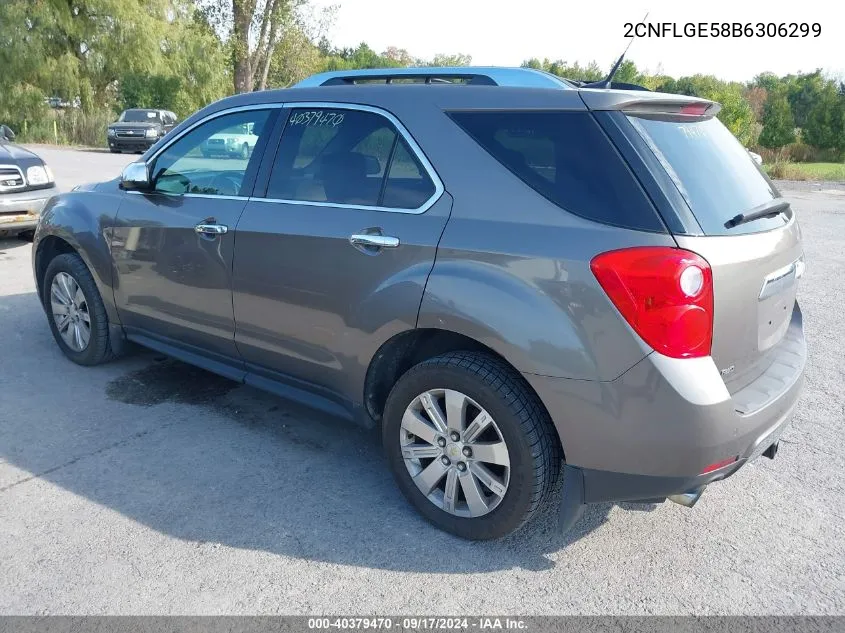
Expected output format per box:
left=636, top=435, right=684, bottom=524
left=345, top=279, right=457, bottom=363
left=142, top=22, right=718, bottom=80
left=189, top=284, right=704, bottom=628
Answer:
left=150, top=109, right=272, bottom=196
left=266, top=107, right=437, bottom=210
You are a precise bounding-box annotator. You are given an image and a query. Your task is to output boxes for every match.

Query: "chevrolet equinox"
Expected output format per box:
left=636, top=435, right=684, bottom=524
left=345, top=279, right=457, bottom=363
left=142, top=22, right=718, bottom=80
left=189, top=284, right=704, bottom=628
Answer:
left=32, top=67, right=806, bottom=540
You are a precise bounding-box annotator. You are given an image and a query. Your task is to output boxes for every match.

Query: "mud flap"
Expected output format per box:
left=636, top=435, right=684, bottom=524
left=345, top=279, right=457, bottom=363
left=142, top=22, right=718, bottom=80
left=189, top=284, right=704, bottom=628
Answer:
left=559, top=464, right=586, bottom=534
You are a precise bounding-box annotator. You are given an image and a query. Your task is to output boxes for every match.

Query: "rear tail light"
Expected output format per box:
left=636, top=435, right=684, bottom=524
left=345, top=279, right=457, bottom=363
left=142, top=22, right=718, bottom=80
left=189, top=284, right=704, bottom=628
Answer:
left=590, top=247, right=713, bottom=359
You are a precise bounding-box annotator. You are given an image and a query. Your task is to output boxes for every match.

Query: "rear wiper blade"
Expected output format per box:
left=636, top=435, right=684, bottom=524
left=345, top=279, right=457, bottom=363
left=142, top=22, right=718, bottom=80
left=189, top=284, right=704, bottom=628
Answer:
left=724, top=200, right=790, bottom=229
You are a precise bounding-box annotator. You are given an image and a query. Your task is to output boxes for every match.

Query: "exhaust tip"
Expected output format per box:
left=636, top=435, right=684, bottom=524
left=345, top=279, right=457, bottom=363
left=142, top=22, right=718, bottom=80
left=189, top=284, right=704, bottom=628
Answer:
left=668, top=486, right=706, bottom=508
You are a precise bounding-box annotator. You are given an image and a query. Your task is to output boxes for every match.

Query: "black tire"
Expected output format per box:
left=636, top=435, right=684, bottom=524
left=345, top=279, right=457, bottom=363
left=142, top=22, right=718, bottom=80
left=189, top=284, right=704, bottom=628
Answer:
left=383, top=351, right=561, bottom=540
left=241, top=143, right=250, bottom=160
left=42, top=253, right=117, bottom=366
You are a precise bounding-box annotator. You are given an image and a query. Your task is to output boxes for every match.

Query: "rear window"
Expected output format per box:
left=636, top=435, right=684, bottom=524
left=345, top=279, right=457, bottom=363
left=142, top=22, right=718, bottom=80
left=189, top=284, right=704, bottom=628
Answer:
left=626, top=115, right=784, bottom=235
left=449, top=111, right=665, bottom=232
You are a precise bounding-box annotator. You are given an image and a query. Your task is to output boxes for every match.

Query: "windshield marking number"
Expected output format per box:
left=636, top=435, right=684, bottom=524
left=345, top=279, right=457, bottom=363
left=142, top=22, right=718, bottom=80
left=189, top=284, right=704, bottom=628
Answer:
left=289, top=110, right=345, bottom=128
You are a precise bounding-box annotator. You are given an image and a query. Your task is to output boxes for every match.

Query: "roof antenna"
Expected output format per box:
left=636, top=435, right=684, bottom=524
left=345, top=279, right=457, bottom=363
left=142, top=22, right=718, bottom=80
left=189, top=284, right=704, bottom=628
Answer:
left=582, top=11, right=648, bottom=89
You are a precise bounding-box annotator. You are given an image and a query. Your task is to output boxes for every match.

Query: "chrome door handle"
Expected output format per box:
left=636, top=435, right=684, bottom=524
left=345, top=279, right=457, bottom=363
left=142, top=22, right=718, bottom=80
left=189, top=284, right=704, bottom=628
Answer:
left=349, top=234, right=400, bottom=249
left=195, top=223, right=228, bottom=236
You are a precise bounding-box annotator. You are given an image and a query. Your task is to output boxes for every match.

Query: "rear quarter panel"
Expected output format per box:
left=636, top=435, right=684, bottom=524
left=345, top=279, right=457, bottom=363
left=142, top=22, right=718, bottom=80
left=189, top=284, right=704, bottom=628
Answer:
left=414, top=107, right=677, bottom=381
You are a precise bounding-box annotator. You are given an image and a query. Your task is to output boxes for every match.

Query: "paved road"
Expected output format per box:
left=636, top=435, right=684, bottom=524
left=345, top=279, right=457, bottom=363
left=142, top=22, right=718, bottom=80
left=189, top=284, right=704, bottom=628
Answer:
left=1, top=148, right=843, bottom=614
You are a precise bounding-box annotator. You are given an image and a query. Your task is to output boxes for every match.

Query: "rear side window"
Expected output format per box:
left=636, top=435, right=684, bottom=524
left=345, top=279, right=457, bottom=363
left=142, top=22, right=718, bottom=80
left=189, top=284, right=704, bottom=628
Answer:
left=449, top=111, right=664, bottom=232
left=266, top=107, right=437, bottom=210
left=626, top=115, right=783, bottom=235
left=382, top=139, right=437, bottom=209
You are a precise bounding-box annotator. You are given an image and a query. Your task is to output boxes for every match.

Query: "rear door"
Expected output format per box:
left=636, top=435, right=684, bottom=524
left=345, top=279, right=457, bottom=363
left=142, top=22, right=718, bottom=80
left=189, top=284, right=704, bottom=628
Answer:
left=618, top=110, right=803, bottom=393
left=232, top=104, right=450, bottom=402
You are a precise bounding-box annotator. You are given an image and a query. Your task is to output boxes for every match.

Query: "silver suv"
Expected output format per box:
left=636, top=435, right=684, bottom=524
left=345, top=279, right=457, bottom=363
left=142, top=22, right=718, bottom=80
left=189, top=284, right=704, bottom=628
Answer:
left=32, top=67, right=806, bottom=540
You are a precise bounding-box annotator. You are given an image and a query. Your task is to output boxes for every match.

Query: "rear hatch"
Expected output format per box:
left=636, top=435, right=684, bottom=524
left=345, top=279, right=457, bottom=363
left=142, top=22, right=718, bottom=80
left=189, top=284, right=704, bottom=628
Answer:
left=611, top=99, right=803, bottom=394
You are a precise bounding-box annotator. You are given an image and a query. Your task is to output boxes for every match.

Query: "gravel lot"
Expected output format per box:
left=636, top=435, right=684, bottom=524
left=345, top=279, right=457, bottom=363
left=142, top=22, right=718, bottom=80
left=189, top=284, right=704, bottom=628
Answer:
left=1, top=147, right=843, bottom=615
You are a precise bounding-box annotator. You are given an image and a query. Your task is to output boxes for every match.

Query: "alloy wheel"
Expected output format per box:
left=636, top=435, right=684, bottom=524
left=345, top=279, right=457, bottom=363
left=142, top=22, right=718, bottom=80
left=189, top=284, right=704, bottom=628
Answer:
left=50, top=272, right=91, bottom=352
left=400, top=388, right=511, bottom=518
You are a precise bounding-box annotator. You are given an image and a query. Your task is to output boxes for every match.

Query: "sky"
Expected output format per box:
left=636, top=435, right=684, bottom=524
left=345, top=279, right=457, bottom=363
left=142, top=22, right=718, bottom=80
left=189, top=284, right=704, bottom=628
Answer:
left=311, top=0, right=843, bottom=82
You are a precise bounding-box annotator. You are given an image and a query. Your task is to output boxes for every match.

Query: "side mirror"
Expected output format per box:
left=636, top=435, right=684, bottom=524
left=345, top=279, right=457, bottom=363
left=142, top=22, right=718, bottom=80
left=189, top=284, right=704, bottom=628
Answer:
left=0, top=124, right=15, bottom=141
left=119, top=162, right=151, bottom=191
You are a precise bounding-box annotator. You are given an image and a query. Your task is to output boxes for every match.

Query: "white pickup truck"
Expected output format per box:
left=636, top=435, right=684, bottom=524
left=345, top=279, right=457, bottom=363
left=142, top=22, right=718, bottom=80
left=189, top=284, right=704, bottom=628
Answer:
left=201, top=122, right=259, bottom=159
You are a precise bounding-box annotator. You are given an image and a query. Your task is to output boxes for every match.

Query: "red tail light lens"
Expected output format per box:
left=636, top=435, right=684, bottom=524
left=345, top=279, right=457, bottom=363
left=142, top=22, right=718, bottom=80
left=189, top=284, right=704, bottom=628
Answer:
left=590, top=247, right=713, bottom=358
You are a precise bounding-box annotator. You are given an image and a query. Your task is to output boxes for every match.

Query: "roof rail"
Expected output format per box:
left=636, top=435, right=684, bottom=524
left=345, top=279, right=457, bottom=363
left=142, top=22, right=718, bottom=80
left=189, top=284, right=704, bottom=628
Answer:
left=293, top=67, right=575, bottom=90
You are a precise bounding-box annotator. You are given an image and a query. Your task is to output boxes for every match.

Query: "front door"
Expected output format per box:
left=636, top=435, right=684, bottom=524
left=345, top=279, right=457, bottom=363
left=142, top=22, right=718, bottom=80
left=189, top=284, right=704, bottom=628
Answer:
left=111, top=107, right=278, bottom=361
left=232, top=104, right=450, bottom=402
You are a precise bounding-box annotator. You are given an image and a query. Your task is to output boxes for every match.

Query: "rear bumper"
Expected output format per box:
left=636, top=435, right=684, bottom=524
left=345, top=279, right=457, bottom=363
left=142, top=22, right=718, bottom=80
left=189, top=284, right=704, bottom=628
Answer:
left=0, top=186, right=57, bottom=233
left=525, top=303, right=806, bottom=529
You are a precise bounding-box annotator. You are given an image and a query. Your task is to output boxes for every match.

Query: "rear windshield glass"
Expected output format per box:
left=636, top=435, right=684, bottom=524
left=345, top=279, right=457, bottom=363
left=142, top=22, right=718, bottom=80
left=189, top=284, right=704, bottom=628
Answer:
left=449, top=111, right=665, bottom=232
left=626, top=115, right=785, bottom=235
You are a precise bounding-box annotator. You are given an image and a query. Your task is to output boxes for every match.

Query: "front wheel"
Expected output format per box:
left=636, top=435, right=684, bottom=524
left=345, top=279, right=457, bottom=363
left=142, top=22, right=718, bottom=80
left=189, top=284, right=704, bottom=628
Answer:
left=383, top=351, right=561, bottom=540
left=43, top=253, right=117, bottom=366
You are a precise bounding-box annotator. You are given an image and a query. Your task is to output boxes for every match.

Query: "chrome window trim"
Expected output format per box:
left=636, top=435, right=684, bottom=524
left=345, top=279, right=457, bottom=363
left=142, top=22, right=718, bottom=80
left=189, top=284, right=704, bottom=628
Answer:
left=259, top=101, right=444, bottom=215
left=126, top=191, right=249, bottom=201
left=0, top=164, right=26, bottom=192
left=134, top=103, right=283, bottom=200
left=145, top=103, right=285, bottom=168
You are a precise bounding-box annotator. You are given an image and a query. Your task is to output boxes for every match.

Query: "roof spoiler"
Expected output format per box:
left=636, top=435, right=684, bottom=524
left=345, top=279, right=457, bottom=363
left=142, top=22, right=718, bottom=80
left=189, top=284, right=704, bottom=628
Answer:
left=578, top=90, right=720, bottom=116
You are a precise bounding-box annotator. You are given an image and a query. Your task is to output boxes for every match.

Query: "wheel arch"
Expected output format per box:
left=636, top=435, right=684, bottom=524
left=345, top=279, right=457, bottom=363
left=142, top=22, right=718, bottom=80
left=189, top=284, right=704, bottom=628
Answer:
left=363, top=327, right=564, bottom=457
left=33, top=193, right=122, bottom=326
left=34, top=235, right=77, bottom=305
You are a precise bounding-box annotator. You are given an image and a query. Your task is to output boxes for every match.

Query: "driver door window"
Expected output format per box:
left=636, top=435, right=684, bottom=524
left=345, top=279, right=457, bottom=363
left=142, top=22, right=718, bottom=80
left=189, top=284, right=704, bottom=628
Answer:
left=151, top=109, right=272, bottom=197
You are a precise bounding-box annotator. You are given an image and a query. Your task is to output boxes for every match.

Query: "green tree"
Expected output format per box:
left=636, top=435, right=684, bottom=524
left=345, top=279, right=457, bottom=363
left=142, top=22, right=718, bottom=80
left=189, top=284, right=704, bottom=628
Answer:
left=201, top=0, right=298, bottom=93
left=711, top=84, right=757, bottom=146
left=752, top=72, right=781, bottom=93
left=802, top=82, right=845, bottom=153
left=786, top=71, right=825, bottom=129
left=521, top=59, right=603, bottom=82
left=613, top=59, right=643, bottom=85
left=424, top=53, right=472, bottom=67
left=0, top=0, right=181, bottom=111
left=759, top=87, right=796, bottom=148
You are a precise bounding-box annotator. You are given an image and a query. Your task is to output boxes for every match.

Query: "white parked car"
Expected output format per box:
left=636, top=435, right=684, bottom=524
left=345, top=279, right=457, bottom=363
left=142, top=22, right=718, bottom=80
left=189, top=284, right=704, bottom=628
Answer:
left=201, top=122, right=258, bottom=159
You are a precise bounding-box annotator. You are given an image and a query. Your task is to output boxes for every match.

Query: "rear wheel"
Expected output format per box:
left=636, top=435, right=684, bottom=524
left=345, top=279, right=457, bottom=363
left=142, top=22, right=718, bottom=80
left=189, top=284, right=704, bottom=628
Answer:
left=383, top=351, right=560, bottom=540
left=240, top=143, right=250, bottom=159
left=43, top=253, right=117, bottom=366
